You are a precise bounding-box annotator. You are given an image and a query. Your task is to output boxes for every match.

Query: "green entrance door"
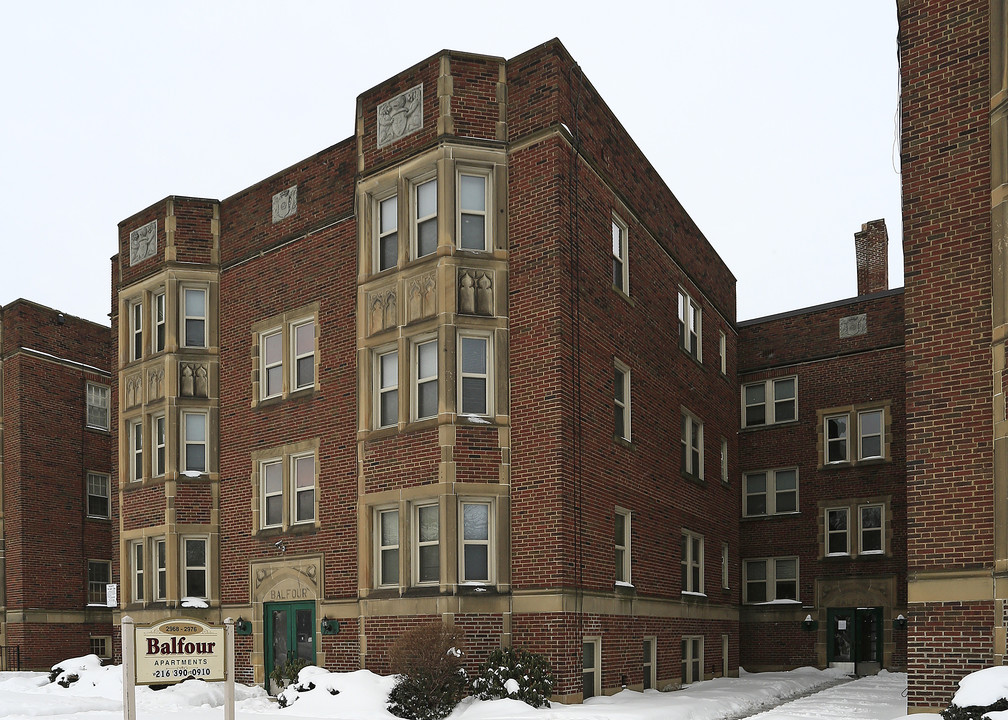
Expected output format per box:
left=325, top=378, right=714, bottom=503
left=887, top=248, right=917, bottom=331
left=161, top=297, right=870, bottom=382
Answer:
left=826, top=607, right=883, bottom=675
left=264, top=601, right=316, bottom=692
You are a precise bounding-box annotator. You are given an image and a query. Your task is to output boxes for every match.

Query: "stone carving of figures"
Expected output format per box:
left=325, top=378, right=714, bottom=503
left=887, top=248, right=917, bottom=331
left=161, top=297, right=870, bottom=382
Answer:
left=423, top=275, right=436, bottom=317
left=371, top=297, right=385, bottom=334
left=408, top=281, right=422, bottom=323
left=384, top=291, right=397, bottom=329
left=129, top=220, right=158, bottom=266
left=377, top=85, right=423, bottom=149
left=195, top=366, right=208, bottom=398
left=459, top=271, right=475, bottom=314
left=181, top=364, right=194, bottom=397
left=476, top=273, right=493, bottom=315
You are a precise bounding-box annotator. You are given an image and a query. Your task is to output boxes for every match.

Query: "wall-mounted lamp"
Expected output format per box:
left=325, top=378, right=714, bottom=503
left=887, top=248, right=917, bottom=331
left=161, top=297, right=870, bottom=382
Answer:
left=801, top=614, right=818, bottom=631
left=321, top=617, right=340, bottom=636
left=894, top=614, right=907, bottom=631
left=235, top=617, right=252, bottom=636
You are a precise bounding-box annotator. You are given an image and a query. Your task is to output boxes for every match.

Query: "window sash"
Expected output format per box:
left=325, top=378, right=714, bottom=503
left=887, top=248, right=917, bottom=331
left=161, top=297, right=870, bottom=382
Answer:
left=612, top=217, right=628, bottom=293
left=153, top=538, right=167, bottom=601
left=131, top=421, right=143, bottom=482
left=292, top=320, right=315, bottom=391
left=182, top=288, right=207, bottom=348
left=414, top=339, right=438, bottom=420
left=182, top=412, right=207, bottom=474
left=154, top=291, right=166, bottom=352
left=87, top=561, right=110, bottom=605
left=458, top=171, right=488, bottom=251
left=86, top=472, right=110, bottom=518
left=826, top=508, right=850, bottom=555
left=415, top=503, right=440, bottom=584
left=261, top=460, right=283, bottom=528
left=681, top=531, right=703, bottom=594
left=614, top=510, right=630, bottom=584
left=152, top=415, right=166, bottom=477
left=825, top=414, right=849, bottom=463
left=292, top=454, right=315, bottom=524
left=182, top=538, right=208, bottom=599
left=744, top=557, right=798, bottom=603
left=460, top=335, right=490, bottom=416
left=377, top=193, right=398, bottom=271
left=681, top=637, right=703, bottom=684
left=614, top=363, right=630, bottom=441
left=132, top=541, right=145, bottom=602
left=414, top=178, right=438, bottom=257
left=681, top=413, right=703, bottom=478
left=860, top=504, right=884, bottom=553
left=86, top=384, right=110, bottom=430
left=131, top=301, right=143, bottom=361
left=642, top=637, right=655, bottom=690
left=377, top=509, right=399, bottom=586
left=377, top=349, right=399, bottom=428
left=678, top=291, right=701, bottom=359
left=461, top=501, right=491, bottom=583
left=859, top=409, right=884, bottom=459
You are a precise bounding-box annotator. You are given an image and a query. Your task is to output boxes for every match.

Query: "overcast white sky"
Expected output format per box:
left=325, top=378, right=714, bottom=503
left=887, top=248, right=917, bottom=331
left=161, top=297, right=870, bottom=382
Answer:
left=0, top=1, right=900, bottom=325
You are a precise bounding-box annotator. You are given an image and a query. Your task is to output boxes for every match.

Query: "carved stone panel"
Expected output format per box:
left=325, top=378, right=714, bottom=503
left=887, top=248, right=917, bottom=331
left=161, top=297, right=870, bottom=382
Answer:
left=272, top=186, right=297, bottom=223
left=129, top=220, right=158, bottom=266
left=407, top=272, right=437, bottom=324
left=148, top=367, right=165, bottom=401
left=125, top=374, right=143, bottom=409
left=252, top=555, right=321, bottom=602
left=376, top=84, right=423, bottom=149
left=367, top=287, right=398, bottom=336
left=458, top=269, right=494, bottom=316
left=180, top=362, right=209, bottom=398
left=839, top=314, right=867, bottom=338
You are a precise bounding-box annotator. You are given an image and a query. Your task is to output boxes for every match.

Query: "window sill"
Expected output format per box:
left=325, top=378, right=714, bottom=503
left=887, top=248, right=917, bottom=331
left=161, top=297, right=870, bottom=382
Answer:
left=681, top=591, right=707, bottom=600
left=86, top=515, right=111, bottom=522
left=678, top=346, right=703, bottom=367
left=740, top=420, right=799, bottom=433
left=680, top=471, right=705, bottom=486
left=614, top=436, right=633, bottom=449
left=614, top=581, right=635, bottom=594
left=611, top=285, right=634, bottom=306
left=741, top=512, right=802, bottom=521
left=255, top=523, right=319, bottom=539
left=84, top=426, right=111, bottom=434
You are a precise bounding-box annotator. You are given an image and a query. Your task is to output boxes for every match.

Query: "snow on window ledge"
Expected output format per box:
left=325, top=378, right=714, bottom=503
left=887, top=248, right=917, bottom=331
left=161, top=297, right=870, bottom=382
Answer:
left=681, top=591, right=707, bottom=598
left=181, top=597, right=209, bottom=608
left=615, top=581, right=635, bottom=588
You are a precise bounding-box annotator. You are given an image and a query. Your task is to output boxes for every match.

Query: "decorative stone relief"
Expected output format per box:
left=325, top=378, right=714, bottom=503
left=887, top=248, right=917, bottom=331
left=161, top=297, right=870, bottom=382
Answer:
left=839, top=314, right=867, bottom=338
left=407, top=272, right=437, bottom=324
left=376, top=84, right=423, bottom=149
left=458, top=269, right=494, bottom=316
left=272, top=186, right=297, bottom=223
left=125, top=374, right=143, bottom=408
left=180, top=362, right=209, bottom=398
left=147, top=367, right=164, bottom=400
left=368, top=288, right=397, bottom=335
left=129, top=220, right=158, bottom=266
left=252, top=557, right=321, bottom=603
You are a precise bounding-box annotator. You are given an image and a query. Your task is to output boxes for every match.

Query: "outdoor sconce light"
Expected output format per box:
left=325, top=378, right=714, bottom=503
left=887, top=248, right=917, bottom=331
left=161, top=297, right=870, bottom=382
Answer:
left=235, top=618, right=252, bottom=636
left=321, top=617, right=340, bottom=636
left=802, top=614, right=818, bottom=631
left=894, top=614, right=907, bottom=631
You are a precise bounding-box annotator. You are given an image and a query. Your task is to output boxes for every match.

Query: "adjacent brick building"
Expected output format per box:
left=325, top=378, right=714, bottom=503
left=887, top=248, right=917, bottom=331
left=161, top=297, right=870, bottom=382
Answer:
left=0, top=299, right=113, bottom=669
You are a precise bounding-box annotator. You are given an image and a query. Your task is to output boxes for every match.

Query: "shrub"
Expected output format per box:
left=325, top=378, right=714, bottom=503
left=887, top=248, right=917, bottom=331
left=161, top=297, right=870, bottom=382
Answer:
left=472, top=646, right=554, bottom=708
left=386, top=623, right=468, bottom=720
left=942, top=699, right=1008, bottom=720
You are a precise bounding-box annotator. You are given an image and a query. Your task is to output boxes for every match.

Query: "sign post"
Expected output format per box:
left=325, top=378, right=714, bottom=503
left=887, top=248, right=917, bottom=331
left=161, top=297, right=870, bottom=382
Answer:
left=122, top=616, right=135, bottom=720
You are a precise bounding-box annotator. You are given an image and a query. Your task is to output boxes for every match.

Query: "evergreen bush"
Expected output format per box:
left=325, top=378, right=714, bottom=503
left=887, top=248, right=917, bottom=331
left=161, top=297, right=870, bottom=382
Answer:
left=472, top=646, right=554, bottom=708
left=942, top=698, right=1008, bottom=720
left=386, top=623, right=468, bottom=720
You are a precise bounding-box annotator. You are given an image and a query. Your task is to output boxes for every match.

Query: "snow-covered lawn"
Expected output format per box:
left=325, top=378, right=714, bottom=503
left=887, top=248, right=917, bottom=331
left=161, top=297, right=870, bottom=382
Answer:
left=0, top=659, right=915, bottom=720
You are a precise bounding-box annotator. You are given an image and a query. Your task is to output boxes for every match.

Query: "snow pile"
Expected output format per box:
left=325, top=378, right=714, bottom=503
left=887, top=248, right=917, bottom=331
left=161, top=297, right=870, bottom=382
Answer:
left=276, top=666, right=398, bottom=717
left=953, top=666, right=1008, bottom=708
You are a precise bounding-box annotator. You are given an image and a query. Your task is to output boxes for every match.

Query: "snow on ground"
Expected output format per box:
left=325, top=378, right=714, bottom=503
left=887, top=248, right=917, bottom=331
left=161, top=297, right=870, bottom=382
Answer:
left=743, top=671, right=907, bottom=720
left=0, top=662, right=910, bottom=720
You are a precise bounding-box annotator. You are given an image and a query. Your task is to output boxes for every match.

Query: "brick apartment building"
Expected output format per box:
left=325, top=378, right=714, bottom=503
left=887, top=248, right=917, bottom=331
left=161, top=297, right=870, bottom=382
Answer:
left=1, top=0, right=1005, bottom=709
left=0, top=300, right=113, bottom=669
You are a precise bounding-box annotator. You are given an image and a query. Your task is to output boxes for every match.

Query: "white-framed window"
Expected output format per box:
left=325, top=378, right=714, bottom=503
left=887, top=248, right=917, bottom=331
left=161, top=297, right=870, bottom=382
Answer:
left=681, top=411, right=703, bottom=479
left=130, top=420, right=143, bottom=482
left=460, top=500, right=492, bottom=583
left=377, top=507, right=399, bottom=587
left=153, top=538, right=167, bottom=601
left=181, top=287, right=207, bottom=348
left=742, top=377, right=797, bottom=427
left=615, top=508, right=631, bottom=585
left=292, top=320, right=315, bottom=391
left=376, top=192, right=398, bottom=271
left=90, top=636, right=112, bottom=659
left=458, top=168, right=490, bottom=251
left=743, top=557, right=798, bottom=603
left=459, top=334, right=491, bottom=416
left=86, top=383, right=110, bottom=431
left=859, top=504, right=884, bottom=554
left=681, top=636, right=703, bottom=685
left=131, top=540, right=145, bottom=602
left=583, top=638, right=601, bottom=700
left=262, top=329, right=283, bottom=399
left=130, top=300, right=143, bottom=361
left=261, top=459, right=283, bottom=528
left=292, top=453, right=315, bottom=524
left=719, top=331, right=727, bottom=375
left=87, top=560, right=111, bottom=605
left=414, top=503, right=440, bottom=584
left=825, top=413, right=849, bottom=464
left=86, top=472, right=110, bottom=519
left=743, top=468, right=798, bottom=516
left=614, top=360, right=631, bottom=441
left=678, top=290, right=701, bottom=360
left=413, top=176, right=438, bottom=258
left=612, top=215, right=629, bottom=294
left=722, top=542, right=730, bottom=589
left=414, top=338, right=438, bottom=420
left=720, top=438, right=728, bottom=484
left=181, top=411, right=207, bottom=474
left=642, top=636, right=656, bottom=690
left=859, top=409, right=884, bottom=460
left=181, top=536, right=208, bottom=598
left=152, top=415, right=166, bottom=477
left=376, top=348, right=399, bottom=428
left=826, top=507, right=850, bottom=556
left=681, top=530, right=704, bottom=594
left=258, top=315, right=316, bottom=401
left=153, top=291, right=166, bottom=353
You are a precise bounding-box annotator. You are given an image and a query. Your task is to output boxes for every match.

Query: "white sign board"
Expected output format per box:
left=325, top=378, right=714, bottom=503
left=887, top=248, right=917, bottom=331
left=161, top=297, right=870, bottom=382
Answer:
left=134, top=618, right=225, bottom=685
left=106, top=583, right=118, bottom=607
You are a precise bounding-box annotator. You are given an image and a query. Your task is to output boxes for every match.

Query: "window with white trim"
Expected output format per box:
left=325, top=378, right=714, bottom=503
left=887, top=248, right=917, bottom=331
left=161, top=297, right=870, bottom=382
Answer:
left=413, top=176, right=438, bottom=258
left=678, top=290, right=701, bottom=360
left=181, top=411, right=207, bottom=474
left=681, top=530, right=704, bottom=594
left=458, top=169, right=490, bottom=251
left=292, top=320, right=315, bottom=391
left=181, top=537, right=208, bottom=598
left=131, top=540, right=145, bottom=602
left=742, top=377, right=797, bottom=427
left=153, top=291, right=166, bottom=353
left=292, top=454, right=315, bottom=524
left=153, top=538, right=167, bottom=601
left=460, top=500, right=492, bottom=583
left=583, top=638, right=601, bottom=699
left=860, top=504, right=884, bottom=554
left=377, top=508, right=399, bottom=587
left=261, top=460, right=283, bottom=528
left=859, top=409, right=884, bottom=459
left=720, top=438, right=728, bottom=483
left=87, top=560, right=110, bottom=605
left=614, top=360, right=631, bottom=442
left=743, top=468, right=798, bottom=516
left=90, top=636, right=112, bottom=659
left=130, top=420, right=143, bottom=482
left=377, top=192, right=398, bottom=271
left=719, top=331, right=727, bottom=375
left=681, top=411, right=703, bottom=479
left=681, top=636, right=703, bottom=685
left=825, top=413, right=849, bottom=463
left=376, top=348, right=399, bottom=428
left=459, top=333, right=491, bottom=416
left=826, top=507, right=850, bottom=556
left=257, top=449, right=317, bottom=531
left=152, top=415, right=166, bottom=477
left=414, top=338, right=438, bottom=420
left=612, top=215, right=629, bottom=294
left=722, top=542, right=730, bottom=589
left=615, top=508, right=631, bottom=584
left=86, top=472, right=110, bottom=519
left=86, top=383, right=109, bottom=431
left=181, top=287, right=207, bottom=348
left=257, top=314, right=317, bottom=401
left=414, top=503, right=440, bottom=584
left=262, top=329, right=283, bottom=399
left=643, top=637, right=656, bottom=690
left=130, top=300, right=143, bottom=361
left=743, top=557, right=798, bottom=603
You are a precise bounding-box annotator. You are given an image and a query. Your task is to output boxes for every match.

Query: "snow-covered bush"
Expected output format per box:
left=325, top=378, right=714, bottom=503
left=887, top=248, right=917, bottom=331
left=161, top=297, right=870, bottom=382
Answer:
left=386, top=623, right=468, bottom=720
left=48, top=654, right=105, bottom=686
left=472, top=646, right=554, bottom=708
left=942, top=666, right=1008, bottom=720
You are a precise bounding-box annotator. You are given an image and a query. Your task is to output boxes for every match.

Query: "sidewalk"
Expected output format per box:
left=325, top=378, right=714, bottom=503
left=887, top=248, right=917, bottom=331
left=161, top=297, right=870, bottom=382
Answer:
left=737, top=672, right=908, bottom=720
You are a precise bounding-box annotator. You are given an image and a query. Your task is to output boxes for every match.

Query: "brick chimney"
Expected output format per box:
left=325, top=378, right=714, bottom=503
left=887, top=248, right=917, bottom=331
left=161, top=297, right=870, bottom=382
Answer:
left=854, top=219, right=888, bottom=295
